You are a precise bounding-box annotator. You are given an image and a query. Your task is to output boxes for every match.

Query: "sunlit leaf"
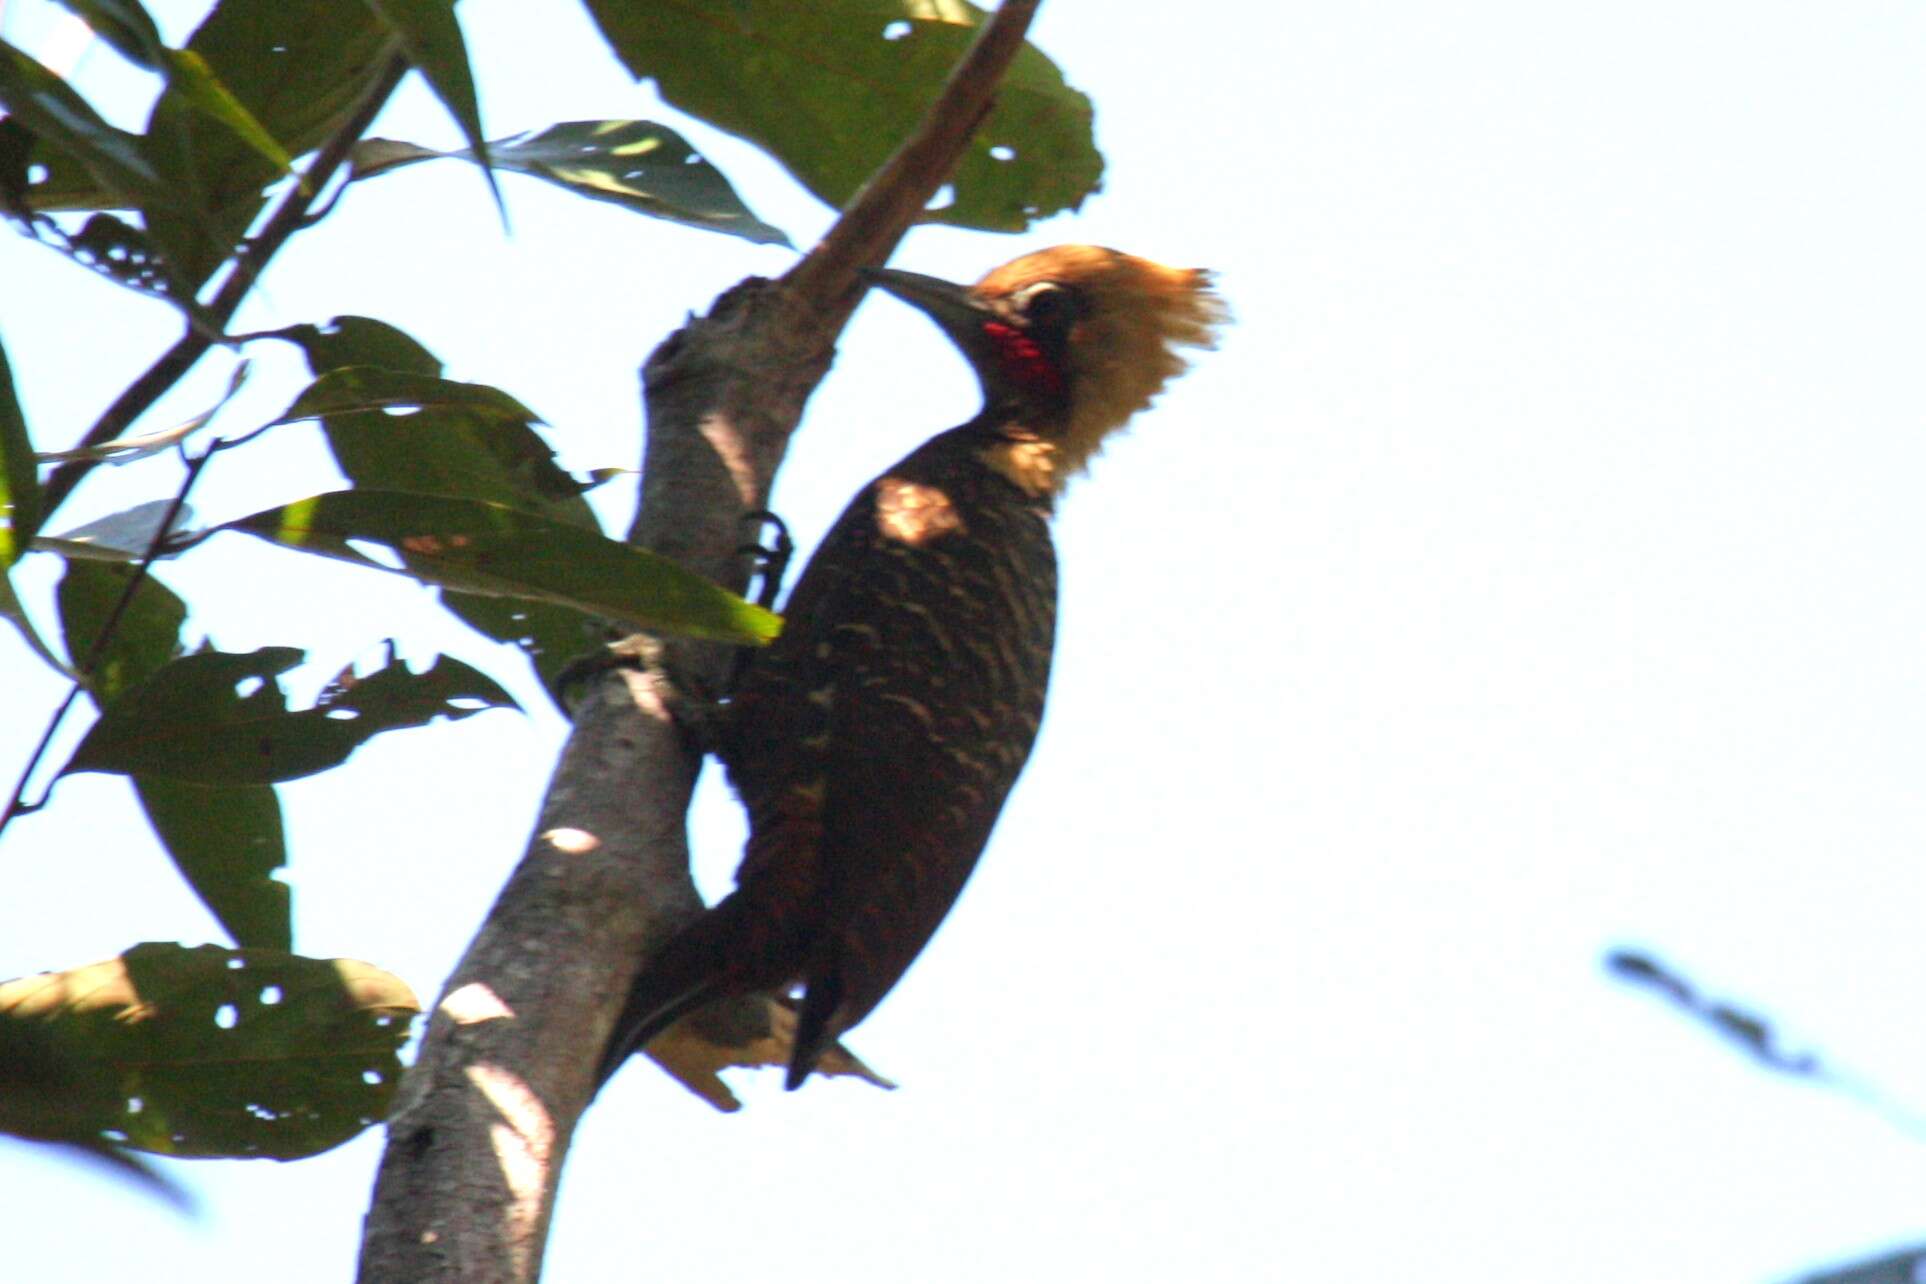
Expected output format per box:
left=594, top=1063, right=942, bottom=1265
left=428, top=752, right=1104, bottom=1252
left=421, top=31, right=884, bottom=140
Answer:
left=0, top=1006, right=192, bottom=1209
left=62, top=645, right=517, bottom=785
left=581, top=0, right=1101, bottom=231
left=0, top=334, right=38, bottom=564
left=222, top=490, right=782, bottom=646
left=351, top=119, right=790, bottom=246
left=0, top=943, right=418, bottom=1159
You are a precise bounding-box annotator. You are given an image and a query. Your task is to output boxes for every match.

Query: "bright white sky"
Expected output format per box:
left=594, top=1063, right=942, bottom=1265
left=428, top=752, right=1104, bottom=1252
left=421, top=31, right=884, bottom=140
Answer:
left=4, top=1, right=1925, bottom=1281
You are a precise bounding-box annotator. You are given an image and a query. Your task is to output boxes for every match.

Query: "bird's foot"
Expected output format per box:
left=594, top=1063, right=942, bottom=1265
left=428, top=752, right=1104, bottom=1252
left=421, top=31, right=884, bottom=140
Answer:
left=738, top=509, right=794, bottom=612
left=551, top=634, right=730, bottom=755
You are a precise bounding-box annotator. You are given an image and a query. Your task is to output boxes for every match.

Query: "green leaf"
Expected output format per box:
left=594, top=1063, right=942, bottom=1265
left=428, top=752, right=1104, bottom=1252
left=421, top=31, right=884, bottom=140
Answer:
left=50, top=0, right=167, bottom=70
left=431, top=590, right=596, bottom=702
left=157, top=48, right=298, bottom=180
left=262, top=324, right=602, bottom=694
left=140, top=0, right=394, bottom=290
left=0, top=574, right=68, bottom=677
left=272, top=368, right=592, bottom=523
left=56, top=560, right=185, bottom=699
left=351, top=119, right=791, bottom=246
left=134, top=780, right=290, bottom=950
left=63, top=645, right=517, bottom=785
left=268, top=314, right=444, bottom=378
left=0, top=1006, right=192, bottom=1209
left=0, top=37, right=168, bottom=210
left=358, top=0, right=501, bottom=216
left=581, top=0, right=1101, bottom=232
left=223, top=489, right=782, bottom=646
left=57, top=562, right=292, bottom=951
left=52, top=0, right=295, bottom=186
left=0, top=333, right=39, bottom=564
left=33, top=497, right=196, bottom=564
left=0, top=943, right=418, bottom=1159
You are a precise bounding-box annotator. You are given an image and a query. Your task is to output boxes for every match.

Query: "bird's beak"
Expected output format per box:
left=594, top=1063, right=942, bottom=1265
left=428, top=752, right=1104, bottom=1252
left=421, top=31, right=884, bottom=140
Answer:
left=860, top=267, right=990, bottom=349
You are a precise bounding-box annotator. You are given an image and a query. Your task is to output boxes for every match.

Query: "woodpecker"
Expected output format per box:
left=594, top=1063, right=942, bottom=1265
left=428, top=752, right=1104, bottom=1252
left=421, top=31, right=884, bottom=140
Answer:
left=597, top=245, right=1225, bottom=1093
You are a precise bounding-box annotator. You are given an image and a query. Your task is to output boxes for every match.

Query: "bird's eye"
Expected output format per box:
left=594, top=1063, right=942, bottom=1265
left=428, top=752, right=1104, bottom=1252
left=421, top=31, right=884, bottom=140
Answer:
left=1013, top=281, right=1076, bottom=329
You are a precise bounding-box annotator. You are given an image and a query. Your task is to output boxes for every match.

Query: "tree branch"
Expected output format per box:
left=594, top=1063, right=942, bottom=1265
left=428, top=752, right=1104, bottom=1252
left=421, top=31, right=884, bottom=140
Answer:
left=354, top=4, right=1042, bottom=1280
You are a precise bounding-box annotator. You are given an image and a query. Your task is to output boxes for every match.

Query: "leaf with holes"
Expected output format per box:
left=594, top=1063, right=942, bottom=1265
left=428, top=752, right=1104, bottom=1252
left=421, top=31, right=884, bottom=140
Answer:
left=222, top=490, right=782, bottom=646
left=272, top=368, right=593, bottom=523
left=581, top=0, right=1101, bottom=232
left=58, top=563, right=291, bottom=951
left=262, top=326, right=608, bottom=695
left=0, top=1005, right=192, bottom=1208
left=0, top=943, right=418, bottom=1159
left=61, top=645, right=517, bottom=786
left=351, top=119, right=790, bottom=246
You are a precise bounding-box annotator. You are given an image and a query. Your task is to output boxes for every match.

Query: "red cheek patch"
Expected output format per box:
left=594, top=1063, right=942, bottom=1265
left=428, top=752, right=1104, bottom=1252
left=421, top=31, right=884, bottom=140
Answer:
left=982, top=321, right=1065, bottom=397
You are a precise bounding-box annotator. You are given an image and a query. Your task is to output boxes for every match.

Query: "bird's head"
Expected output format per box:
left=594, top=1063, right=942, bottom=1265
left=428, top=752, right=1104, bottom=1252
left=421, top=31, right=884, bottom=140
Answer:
left=864, top=245, right=1227, bottom=494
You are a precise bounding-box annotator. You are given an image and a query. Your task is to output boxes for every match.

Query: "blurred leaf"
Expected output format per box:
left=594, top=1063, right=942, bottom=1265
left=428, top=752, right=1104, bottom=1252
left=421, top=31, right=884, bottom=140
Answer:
left=155, top=49, right=297, bottom=179
left=351, top=119, right=790, bottom=246
left=0, top=334, right=38, bottom=563
left=33, top=498, right=196, bottom=563
left=0, top=942, right=418, bottom=1159
left=222, top=489, right=783, bottom=646
left=0, top=1006, right=193, bottom=1209
left=0, top=572, right=67, bottom=676
left=1787, top=1244, right=1926, bottom=1283
left=63, top=645, right=516, bottom=785
left=50, top=0, right=166, bottom=69
left=54, top=0, right=296, bottom=182
left=135, top=781, right=289, bottom=951
left=61, top=211, right=179, bottom=297
left=2, top=316, right=54, bottom=669
left=267, top=314, right=443, bottom=377
left=358, top=0, right=501, bottom=215
left=0, top=37, right=168, bottom=210
left=581, top=0, right=1101, bottom=231
left=56, top=559, right=185, bottom=696
left=140, top=0, right=394, bottom=289
left=272, top=367, right=593, bottom=523
left=58, top=562, right=291, bottom=950
left=36, top=359, right=250, bottom=465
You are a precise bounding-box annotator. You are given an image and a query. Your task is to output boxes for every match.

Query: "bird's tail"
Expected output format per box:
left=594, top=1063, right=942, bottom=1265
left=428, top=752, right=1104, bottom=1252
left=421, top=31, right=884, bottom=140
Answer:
left=593, top=901, right=747, bottom=1092
left=785, top=966, right=845, bottom=1092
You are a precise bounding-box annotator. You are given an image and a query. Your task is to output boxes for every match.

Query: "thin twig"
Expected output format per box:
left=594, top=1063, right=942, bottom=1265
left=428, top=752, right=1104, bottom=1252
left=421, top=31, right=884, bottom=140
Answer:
left=0, top=437, right=219, bottom=832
